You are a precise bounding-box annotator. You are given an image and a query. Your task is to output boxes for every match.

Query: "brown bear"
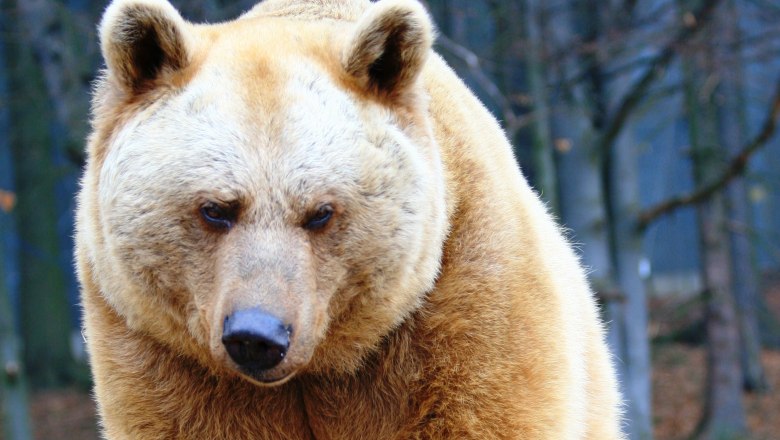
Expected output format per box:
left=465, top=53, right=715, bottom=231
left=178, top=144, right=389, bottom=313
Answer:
left=75, top=0, right=623, bottom=438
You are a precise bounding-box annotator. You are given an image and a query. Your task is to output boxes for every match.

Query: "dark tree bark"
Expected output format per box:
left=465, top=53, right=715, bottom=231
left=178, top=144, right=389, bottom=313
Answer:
left=717, top=0, right=767, bottom=393
left=14, top=0, right=105, bottom=373
left=545, top=0, right=650, bottom=437
left=681, top=6, right=748, bottom=435
left=726, top=192, right=769, bottom=383
left=567, top=0, right=656, bottom=437
left=6, top=0, right=76, bottom=388
left=547, top=0, right=626, bottom=389
left=696, top=197, right=747, bottom=439
left=606, top=129, right=653, bottom=440
left=727, top=166, right=768, bottom=393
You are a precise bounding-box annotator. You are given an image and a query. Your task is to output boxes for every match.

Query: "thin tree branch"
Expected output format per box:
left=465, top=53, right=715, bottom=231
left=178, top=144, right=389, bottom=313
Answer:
left=599, top=0, right=722, bottom=150
left=435, top=34, right=522, bottom=135
left=636, top=75, right=780, bottom=230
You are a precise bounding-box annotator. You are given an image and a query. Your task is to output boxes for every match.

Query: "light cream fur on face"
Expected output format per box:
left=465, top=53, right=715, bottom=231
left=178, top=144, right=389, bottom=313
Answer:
left=89, top=2, right=446, bottom=383
left=76, top=0, right=622, bottom=438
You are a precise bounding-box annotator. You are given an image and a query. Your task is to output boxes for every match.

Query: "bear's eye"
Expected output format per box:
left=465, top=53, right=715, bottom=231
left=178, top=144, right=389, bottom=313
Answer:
left=303, top=204, right=334, bottom=231
left=200, top=202, right=238, bottom=231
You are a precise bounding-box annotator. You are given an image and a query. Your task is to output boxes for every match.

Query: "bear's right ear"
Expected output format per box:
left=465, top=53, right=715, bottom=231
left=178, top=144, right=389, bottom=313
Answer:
left=99, top=0, right=190, bottom=94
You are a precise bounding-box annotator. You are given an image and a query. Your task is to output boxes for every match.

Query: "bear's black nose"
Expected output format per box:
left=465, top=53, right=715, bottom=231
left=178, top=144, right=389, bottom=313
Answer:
left=222, top=308, right=290, bottom=372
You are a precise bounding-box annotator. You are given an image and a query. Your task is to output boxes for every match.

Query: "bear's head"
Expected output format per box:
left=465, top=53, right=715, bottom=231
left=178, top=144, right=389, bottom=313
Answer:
left=85, top=0, right=447, bottom=385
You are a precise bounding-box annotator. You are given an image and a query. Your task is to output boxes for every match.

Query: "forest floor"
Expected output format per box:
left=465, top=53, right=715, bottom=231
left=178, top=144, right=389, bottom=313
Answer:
left=650, top=271, right=780, bottom=440
left=5, top=276, right=780, bottom=440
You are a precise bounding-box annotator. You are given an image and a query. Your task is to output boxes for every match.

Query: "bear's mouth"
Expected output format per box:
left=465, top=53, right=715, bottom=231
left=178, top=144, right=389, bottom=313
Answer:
left=239, top=367, right=298, bottom=387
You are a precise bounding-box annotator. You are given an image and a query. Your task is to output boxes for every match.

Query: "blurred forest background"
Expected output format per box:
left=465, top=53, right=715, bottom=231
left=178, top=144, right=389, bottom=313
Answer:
left=1, top=0, right=780, bottom=439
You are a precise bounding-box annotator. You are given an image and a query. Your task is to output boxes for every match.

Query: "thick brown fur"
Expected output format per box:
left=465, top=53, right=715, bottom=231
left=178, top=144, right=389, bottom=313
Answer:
left=76, top=0, right=623, bottom=438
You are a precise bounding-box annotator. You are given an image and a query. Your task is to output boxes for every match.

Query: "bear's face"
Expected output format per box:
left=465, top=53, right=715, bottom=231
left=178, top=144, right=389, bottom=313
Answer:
left=88, top=0, right=446, bottom=384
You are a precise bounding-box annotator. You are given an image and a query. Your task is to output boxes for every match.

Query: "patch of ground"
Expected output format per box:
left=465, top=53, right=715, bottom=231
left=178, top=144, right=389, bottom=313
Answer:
left=30, top=389, right=99, bottom=440
left=0, top=388, right=98, bottom=440
left=653, top=345, right=780, bottom=440
left=652, top=271, right=780, bottom=440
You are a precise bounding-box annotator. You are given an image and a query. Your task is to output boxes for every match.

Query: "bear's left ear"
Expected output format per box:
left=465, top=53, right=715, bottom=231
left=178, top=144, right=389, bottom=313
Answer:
left=99, top=0, right=191, bottom=94
left=342, top=0, right=433, bottom=99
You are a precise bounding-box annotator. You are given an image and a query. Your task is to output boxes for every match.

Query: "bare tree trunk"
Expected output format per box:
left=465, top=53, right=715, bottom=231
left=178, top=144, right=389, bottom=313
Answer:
left=6, top=0, right=75, bottom=388
left=727, top=160, right=767, bottom=393
left=14, top=0, right=102, bottom=371
left=559, top=0, right=654, bottom=437
left=0, top=2, right=33, bottom=435
left=716, top=0, right=767, bottom=393
left=607, top=129, right=653, bottom=440
left=696, top=196, right=747, bottom=439
left=546, top=0, right=645, bottom=437
left=598, top=3, right=655, bottom=437
left=681, top=9, right=748, bottom=434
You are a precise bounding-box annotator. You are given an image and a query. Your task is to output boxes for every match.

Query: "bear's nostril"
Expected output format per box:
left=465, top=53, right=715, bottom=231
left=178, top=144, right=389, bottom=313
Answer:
left=222, top=309, right=290, bottom=371
left=222, top=335, right=286, bottom=369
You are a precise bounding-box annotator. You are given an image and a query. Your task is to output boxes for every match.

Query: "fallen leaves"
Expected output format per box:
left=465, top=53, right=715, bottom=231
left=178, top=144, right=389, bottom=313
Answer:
left=0, top=189, right=16, bottom=213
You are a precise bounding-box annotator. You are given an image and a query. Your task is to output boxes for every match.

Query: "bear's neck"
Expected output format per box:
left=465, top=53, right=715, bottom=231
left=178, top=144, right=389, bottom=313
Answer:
left=86, top=277, right=429, bottom=438
left=298, top=318, right=430, bottom=439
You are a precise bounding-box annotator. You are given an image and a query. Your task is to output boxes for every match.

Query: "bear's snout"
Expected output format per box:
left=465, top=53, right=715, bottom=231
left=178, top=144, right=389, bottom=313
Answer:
left=221, top=308, right=291, bottom=374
